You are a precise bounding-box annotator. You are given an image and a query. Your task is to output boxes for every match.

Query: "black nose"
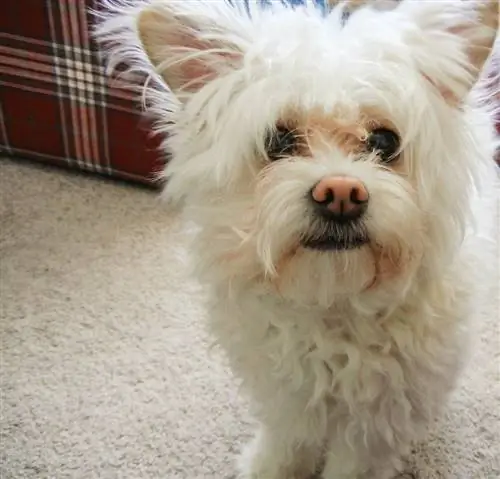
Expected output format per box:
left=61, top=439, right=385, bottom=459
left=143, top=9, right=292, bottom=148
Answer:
left=310, top=176, right=369, bottom=221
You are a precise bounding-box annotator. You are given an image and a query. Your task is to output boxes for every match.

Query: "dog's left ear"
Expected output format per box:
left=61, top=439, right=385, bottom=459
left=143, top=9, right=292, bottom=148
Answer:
left=136, top=1, right=246, bottom=97
left=406, top=0, right=498, bottom=103
left=465, top=0, right=499, bottom=80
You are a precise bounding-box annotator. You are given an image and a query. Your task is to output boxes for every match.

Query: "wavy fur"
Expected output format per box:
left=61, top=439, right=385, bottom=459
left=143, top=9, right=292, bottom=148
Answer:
left=95, top=1, right=498, bottom=478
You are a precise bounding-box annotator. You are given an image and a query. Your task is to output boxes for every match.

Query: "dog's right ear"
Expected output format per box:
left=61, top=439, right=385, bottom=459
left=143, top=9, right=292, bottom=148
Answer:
left=95, top=1, right=248, bottom=98
left=135, top=1, right=247, bottom=96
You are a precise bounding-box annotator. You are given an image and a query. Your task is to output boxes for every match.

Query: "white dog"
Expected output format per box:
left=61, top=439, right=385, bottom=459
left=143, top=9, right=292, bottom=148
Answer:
left=95, top=1, right=499, bottom=477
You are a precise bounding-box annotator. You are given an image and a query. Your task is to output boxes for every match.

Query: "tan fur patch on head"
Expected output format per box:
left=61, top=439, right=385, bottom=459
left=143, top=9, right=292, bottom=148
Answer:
left=301, top=110, right=369, bottom=156
left=279, top=108, right=396, bottom=159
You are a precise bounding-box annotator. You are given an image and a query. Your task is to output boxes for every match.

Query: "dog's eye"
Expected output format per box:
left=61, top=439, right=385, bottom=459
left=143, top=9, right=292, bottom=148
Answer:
left=366, top=128, right=400, bottom=163
left=266, top=126, right=297, bottom=161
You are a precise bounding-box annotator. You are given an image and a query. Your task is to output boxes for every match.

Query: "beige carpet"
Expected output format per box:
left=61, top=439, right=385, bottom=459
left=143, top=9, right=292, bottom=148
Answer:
left=1, top=158, right=499, bottom=479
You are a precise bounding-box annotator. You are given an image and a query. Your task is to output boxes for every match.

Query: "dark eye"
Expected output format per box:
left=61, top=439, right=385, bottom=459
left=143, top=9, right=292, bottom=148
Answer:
left=265, top=125, right=297, bottom=161
left=366, top=128, right=400, bottom=163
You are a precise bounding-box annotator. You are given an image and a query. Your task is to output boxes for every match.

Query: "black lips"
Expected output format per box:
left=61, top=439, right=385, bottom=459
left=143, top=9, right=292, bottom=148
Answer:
left=301, top=219, right=369, bottom=252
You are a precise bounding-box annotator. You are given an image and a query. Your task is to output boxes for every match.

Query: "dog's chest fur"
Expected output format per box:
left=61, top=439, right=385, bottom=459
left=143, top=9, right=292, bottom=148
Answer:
left=209, top=277, right=468, bottom=424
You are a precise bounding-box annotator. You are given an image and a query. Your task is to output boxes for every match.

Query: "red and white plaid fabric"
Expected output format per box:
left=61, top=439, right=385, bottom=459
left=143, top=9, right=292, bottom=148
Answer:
left=0, top=0, right=164, bottom=185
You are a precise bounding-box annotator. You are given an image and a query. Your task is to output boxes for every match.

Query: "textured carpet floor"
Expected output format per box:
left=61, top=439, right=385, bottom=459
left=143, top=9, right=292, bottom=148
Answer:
left=1, top=159, right=499, bottom=479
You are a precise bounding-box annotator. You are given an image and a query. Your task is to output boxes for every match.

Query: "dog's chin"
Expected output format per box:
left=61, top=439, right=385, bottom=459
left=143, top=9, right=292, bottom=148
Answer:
left=302, top=234, right=369, bottom=252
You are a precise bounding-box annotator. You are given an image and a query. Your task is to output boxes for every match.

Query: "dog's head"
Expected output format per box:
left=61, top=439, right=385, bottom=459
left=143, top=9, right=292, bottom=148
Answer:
left=97, top=0, right=498, bottom=307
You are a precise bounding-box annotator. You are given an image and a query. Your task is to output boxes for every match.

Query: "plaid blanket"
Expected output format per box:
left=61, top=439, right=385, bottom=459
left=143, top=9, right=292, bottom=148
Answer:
left=0, top=1, right=498, bottom=183
left=0, top=0, right=164, bottom=185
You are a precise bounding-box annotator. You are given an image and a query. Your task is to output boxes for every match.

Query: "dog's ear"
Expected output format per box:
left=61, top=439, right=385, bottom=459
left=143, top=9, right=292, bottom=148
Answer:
left=136, top=1, right=246, bottom=96
left=466, top=0, right=499, bottom=77
left=405, top=0, right=498, bottom=103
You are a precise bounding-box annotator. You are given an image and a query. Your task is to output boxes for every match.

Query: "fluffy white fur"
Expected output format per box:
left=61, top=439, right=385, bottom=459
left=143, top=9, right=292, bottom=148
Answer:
left=94, top=1, right=499, bottom=477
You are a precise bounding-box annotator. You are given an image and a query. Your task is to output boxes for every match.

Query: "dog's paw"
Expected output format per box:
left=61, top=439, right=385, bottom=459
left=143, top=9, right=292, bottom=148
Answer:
left=237, top=444, right=311, bottom=479
left=237, top=452, right=287, bottom=479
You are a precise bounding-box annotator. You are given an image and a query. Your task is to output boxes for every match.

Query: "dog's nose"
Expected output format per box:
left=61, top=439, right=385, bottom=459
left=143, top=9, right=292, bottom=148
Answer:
left=310, top=176, right=369, bottom=220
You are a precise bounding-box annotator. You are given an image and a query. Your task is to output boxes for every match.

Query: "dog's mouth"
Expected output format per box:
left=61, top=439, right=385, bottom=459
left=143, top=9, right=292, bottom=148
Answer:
left=301, top=220, right=369, bottom=252
left=302, top=234, right=368, bottom=251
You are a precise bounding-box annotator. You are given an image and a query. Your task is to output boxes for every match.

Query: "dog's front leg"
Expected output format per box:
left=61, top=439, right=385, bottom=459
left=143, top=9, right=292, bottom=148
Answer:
left=238, top=425, right=318, bottom=479
left=322, top=401, right=414, bottom=479
left=322, top=431, right=405, bottom=479
left=238, top=393, right=326, bottom=479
